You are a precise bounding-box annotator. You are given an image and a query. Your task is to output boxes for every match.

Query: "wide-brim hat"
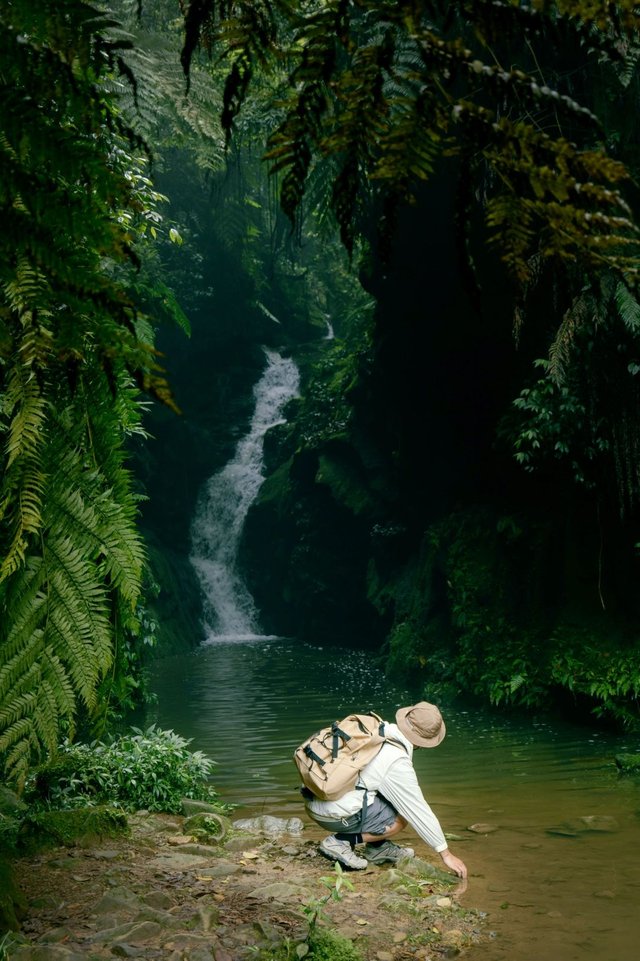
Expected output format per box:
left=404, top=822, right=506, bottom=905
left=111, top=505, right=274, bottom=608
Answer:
left=395, top=701, right=446, bottom=748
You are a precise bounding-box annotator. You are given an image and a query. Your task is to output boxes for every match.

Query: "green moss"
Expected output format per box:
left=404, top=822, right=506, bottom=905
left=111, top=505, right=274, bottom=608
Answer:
left=18, top=806, right=128, bottom=854
left=253, top=457, right=294, bottom=512
left=315, top=452, right=375, bottom=517
left=308, top=927, right=362, bottom=961
left=183, top=812, right=231, bottom=842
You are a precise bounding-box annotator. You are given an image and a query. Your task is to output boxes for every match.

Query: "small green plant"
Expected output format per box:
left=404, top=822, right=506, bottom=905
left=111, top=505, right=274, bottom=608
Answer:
left=25, top=726, right=227, bottom=814
left=302, top=861, right=354, bottom=934
left=297, top=863, right=361, bottom=960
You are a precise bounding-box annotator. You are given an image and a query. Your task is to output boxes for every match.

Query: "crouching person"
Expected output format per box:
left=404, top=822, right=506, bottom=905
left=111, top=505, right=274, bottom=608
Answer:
left=303, top=702, right=467, bottom=877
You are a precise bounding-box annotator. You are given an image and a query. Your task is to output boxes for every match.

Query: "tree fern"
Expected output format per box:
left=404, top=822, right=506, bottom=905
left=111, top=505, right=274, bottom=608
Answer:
left=0, top=0, right=179, bottom=785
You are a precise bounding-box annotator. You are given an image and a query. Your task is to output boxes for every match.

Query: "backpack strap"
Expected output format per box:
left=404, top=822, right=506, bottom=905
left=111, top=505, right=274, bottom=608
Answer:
left=331, top=722, right=351, bottom=759
left=303, top=745, right=326, bottom=767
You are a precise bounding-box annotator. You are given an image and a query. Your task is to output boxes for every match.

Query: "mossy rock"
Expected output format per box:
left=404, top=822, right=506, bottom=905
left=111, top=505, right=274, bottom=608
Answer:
left=0, top=857, right=27, bottom=932
left=17, top=806, right=128, bottom=854
left=183, top=812, right=230, bottom=843
left=315, top=452, right=375, bottom=517
left=615, top=753, right=640, bottom=775
left=0, top=787, right=27, bottom=818
left=307, top=926, right=362, bottom=961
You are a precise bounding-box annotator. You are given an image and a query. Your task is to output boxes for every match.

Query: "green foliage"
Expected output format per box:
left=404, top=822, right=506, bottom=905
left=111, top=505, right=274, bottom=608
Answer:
left=302, top=862, right=355, bottom=935
left=25, top=726, right=222, bottom=814
left=508, top=357, right=609, bottom=487
left=548, top=626, right=640, bottom=727
left=183, top=1, right=640, bottom=284
left=0, top=0, right=191, bottom=786
left=382, top=509, right=640, bottom=729
left=504, top=274, right=640, bottom=511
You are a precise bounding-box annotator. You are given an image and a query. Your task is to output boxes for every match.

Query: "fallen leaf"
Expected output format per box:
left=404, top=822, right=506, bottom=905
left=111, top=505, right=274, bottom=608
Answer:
left=241, top=850, right=260, bottom=859
left=195, top=876, right=213, bottom=882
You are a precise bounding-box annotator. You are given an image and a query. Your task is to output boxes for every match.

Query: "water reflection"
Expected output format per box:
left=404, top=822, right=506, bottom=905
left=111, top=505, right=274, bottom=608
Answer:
left=148, top=637, right=640, bottom=961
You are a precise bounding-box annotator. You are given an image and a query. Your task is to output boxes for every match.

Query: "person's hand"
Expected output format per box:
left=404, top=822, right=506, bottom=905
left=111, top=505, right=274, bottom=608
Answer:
left=439, top=848, right=467, bottom=878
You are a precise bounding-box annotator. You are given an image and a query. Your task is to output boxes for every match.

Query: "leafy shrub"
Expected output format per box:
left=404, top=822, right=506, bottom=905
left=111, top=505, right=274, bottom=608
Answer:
left=26, top=726, right=226, bottom=814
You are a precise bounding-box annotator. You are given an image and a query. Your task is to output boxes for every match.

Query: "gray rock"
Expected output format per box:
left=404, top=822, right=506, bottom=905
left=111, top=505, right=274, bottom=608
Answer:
left=142, top=890, right=176, bottom=911
left=37, top=928, right=75, bottom=944
left=247, top=882, right=312, bottom=902
left=89, top=920, right=162, bottom=944
left=145, top=852, right=210, bottom=872
left=8, top=948, right=86, bottom=961
left=578, top=815, right=618, bottom=833
left=231, top=816, right=303, bottom=837
left=547, top=815, right=619, bottom=837
left=111, top=945, right=143, bottom=958
left=176, top=843, right=226, bottom=857
left=185, top=949, right=214, bottom=961
left=196, top=861, right=243, bottom=878
left=94, top=890, right=140, bottom=916
left=223, top=836, right=262, bottom=852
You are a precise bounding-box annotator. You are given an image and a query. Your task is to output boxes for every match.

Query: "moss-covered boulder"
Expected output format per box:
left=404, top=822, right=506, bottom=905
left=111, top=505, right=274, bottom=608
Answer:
left=615, top=753, right=640, bottom=775
left=0, top=857, right=27, bottom=932
left=17, top=807, right=128, bottom=854
left=182, top=812, right=230, bottom=843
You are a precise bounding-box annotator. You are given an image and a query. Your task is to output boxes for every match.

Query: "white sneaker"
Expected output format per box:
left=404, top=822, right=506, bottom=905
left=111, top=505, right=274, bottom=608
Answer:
left=362, top=840, right=415, bottom=864
left=319, top=835, right=368, bottom=870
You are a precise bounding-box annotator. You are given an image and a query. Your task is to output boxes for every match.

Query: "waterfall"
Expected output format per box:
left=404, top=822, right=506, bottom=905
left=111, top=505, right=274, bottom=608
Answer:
left=190, top=349, right=300, bottom=642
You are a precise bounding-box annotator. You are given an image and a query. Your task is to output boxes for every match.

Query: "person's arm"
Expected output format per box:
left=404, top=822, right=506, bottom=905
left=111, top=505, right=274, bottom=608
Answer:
left=378, top=754, right=468, bottom=878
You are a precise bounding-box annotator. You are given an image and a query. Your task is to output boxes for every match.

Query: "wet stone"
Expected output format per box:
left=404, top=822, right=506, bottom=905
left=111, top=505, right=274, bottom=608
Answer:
left=37, top=928, right=75, bottom=944
left=89, top=921, right=162, bottom=944
left=8, top=948, right=87, bottom=961
left=110, top=946, right=143, bottom=958
left=196, top=862, right=243, bottom=878
left=231, top=816, right=303, bottom=837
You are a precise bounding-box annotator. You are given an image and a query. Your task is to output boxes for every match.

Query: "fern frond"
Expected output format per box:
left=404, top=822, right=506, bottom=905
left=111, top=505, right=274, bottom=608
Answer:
left=548, top=293, right=591, bottom=384
left=615, top=281, right=640, bottom=332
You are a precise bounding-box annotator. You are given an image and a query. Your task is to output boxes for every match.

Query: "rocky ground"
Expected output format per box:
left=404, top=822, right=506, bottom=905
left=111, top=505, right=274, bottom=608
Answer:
left=3, top=808, right=488, bottom=961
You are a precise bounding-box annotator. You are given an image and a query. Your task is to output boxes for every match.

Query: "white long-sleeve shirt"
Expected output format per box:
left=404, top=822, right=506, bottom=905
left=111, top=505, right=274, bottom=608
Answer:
left=306, top=722, right=448, bottom=853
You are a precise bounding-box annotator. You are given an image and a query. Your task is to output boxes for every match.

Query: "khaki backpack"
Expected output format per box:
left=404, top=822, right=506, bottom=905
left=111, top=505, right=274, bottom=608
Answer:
left=293, top=712, right=405, bottom=801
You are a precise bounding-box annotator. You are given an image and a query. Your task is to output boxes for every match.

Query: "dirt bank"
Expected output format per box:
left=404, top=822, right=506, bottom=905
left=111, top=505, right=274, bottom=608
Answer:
left=5, top=810, right=488, bottom=961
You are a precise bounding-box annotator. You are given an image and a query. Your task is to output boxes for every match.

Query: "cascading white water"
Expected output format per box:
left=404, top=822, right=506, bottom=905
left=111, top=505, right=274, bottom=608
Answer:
left=190, top=349, right=300, bottom=642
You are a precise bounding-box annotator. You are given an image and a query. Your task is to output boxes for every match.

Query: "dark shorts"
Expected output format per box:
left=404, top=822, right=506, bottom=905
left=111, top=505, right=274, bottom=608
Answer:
left=306, top=794, right=398, bottom=836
